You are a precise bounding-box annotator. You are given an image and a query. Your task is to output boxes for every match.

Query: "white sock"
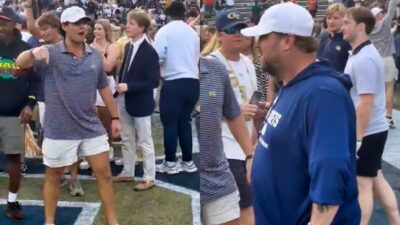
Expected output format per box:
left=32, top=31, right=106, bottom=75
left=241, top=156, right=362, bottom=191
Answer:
left=8, top=192, right=17, bottom=202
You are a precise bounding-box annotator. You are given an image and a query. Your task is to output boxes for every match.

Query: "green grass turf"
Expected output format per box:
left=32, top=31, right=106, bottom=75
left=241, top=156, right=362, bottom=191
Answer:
left=0, top=177, right=192, bottom=225
left=8, top=114, right=192, bottom=225
left=394, top=85, right=400, bottom=110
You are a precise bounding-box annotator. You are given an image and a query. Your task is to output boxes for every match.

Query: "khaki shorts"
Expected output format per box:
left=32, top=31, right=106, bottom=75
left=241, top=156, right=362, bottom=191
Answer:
left=42, top=134, right=109, bottom=168
left=383, top=56, right=398, bottom=82
left=0, top=117, right=24, bottom=155
left=201, top=190, right=240, bottom=225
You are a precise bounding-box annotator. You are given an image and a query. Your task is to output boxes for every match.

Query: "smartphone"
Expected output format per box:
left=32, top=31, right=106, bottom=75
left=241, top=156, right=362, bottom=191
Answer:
left=249, top=90, right=263, bottom=105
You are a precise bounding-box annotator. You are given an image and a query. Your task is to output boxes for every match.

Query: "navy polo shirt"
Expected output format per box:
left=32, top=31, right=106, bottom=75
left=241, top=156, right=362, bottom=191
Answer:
left=318, top=31, right=351, bottom=72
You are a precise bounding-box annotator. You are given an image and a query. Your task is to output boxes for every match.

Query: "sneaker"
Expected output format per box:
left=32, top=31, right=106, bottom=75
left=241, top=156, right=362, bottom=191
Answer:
left=5, top=201, right=24, bottom=221
left=114, top=158, right=124, bottom=166
left=387, top=117, right=395, bottom=129
left=179, top=161, right=198, bottom=173
left=69, top=180, right=85, bottom=196
left=79, top=160, right=90, bottom=170
left=156, top=161, right=180, bottom=175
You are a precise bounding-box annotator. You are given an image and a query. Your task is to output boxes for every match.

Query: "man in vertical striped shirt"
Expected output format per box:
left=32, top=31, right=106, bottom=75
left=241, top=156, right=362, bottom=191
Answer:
left=199, top=57, right=253, bottom=225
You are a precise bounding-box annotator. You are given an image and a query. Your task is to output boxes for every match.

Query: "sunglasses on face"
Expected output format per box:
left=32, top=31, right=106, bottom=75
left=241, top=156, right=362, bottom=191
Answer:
left=222, top=25, right=246, bottom=35
left=71, top=19, right=90, bottom=26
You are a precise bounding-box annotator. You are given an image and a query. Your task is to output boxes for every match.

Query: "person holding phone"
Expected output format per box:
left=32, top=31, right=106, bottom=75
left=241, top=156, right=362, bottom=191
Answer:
left=207, top=9, right=260, bottom=225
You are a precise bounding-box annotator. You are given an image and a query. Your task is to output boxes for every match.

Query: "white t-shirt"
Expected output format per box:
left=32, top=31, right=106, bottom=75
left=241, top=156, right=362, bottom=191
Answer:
left=211, top=51, right=257, bottom=160
left=344, top=42, right=388, bottom=136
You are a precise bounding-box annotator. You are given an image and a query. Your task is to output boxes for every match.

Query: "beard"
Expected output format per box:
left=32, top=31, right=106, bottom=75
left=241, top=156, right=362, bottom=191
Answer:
left=261, top=55, right=281, bottom=77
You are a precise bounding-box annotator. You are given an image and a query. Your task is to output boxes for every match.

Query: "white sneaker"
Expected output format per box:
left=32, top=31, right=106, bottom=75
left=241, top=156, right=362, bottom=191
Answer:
left=179, top=161, right=198, bottom=173
left=69, top=179, right=85, bottom=196
left=79, top=160, right=90, bottom=170
left=114, top=158, right=124, bottom=166
left=156, top=161, right=180, bottom=175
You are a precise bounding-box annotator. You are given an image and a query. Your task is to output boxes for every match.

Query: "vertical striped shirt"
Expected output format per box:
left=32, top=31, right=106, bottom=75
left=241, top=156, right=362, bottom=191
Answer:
left=199, top=57, right=241, bottom=204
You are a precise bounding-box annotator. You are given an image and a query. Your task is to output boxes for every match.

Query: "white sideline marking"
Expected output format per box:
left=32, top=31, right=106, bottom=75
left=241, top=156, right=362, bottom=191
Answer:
left=0, top=199, right=100, bottom=225
left=0, top=174, right=200, bottom=225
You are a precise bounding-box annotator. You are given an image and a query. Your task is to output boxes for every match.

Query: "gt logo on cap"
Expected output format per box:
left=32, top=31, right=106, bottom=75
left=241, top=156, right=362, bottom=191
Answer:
left=227, top=12, right=240, bottom=19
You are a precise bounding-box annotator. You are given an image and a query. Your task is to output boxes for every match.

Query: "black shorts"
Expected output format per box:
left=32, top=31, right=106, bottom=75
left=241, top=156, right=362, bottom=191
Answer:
left=228, top=159, right=253, bottom=209
left=357, top=131, right=388, bottom=177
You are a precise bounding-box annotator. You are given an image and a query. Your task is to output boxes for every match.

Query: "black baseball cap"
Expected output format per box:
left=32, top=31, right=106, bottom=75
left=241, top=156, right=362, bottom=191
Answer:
left=0, top=7, right=23, bottom=23
left=216, top=9, right=246, bottom=31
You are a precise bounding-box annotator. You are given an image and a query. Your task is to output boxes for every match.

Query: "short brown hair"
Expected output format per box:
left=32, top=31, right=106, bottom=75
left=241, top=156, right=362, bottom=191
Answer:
left=127, top=10, right=151, bottom=33
left=275, top=33, right=319, bottom=53
left=326, top=3, right=347, bottom=17
left=346, top=7, right=375, bottom=35
left=36, top=12, right=61, bottom=30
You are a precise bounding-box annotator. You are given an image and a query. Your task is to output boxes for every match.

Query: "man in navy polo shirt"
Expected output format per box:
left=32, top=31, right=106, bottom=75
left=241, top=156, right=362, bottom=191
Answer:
left=241, top=3, right=360, bottom=225
left=318, top=3, right=351, bottom=72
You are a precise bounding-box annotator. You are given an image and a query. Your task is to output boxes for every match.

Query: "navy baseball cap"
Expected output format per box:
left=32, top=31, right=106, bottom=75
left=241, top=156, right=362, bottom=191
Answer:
left=0, top=7, right=23, bottom=23
left=216, top=9, right=246, bottom=31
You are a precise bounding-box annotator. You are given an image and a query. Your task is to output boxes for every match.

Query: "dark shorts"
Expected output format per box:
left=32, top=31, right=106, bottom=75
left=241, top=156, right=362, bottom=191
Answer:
left=228, top=159, right=253, bottom=209
left=357, top=131, right=388, bottom=177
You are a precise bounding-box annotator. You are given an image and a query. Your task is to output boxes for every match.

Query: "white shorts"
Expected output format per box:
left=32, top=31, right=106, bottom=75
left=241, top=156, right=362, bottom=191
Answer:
left=201, top=190, right=240, bottom=225
left=42, top=134, right=109, bottom=168
left=383, top=56, right=398, bottom=82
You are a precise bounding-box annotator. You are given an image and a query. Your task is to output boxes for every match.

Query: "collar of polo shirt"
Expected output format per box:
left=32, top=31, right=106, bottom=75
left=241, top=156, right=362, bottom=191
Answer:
left=59, top=41, right=93, bottom=56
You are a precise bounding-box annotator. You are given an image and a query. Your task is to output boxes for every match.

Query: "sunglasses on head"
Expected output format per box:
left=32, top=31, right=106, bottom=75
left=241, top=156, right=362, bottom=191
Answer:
left=222, top=25, right=246, bottom=35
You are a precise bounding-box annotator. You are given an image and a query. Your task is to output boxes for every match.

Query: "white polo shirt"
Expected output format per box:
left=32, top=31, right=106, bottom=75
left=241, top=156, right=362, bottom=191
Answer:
left=344, top=41, right=388, bottom=136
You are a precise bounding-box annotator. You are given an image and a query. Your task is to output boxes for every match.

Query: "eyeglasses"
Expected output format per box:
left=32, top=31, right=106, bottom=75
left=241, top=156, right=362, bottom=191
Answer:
left=222, top=25, right=246, bottom=35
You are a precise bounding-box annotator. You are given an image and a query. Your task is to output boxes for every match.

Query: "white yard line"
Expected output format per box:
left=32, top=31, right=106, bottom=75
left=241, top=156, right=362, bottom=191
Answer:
left=0, top=174, right=200, bottom=225
left=0, top=199, right=101, bottom=225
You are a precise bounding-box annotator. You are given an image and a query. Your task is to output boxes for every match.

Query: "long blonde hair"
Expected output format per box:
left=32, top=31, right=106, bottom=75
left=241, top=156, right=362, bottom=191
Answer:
left=244, top=37, right=261, bottom=64
left=201, top=33, right=220, bottom=56
left=96, top=19, right=113, bottom=43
